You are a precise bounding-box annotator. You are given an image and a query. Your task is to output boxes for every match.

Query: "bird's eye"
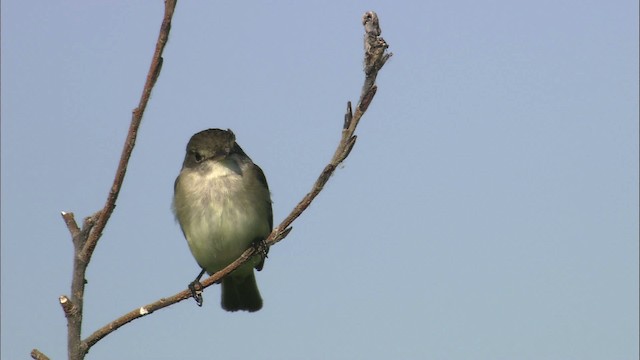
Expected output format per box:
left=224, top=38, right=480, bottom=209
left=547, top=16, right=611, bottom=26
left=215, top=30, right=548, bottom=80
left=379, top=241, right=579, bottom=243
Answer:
left=194, top=152, right=204, bottom=162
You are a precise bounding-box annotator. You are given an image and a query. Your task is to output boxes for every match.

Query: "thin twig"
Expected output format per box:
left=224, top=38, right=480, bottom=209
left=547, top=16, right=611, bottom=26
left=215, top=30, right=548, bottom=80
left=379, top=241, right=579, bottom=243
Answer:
left=81, top=10, right=391, bottom=347
left=79, top=0, right=176, bottom=264
left=31, top=1, right=179, bottom=360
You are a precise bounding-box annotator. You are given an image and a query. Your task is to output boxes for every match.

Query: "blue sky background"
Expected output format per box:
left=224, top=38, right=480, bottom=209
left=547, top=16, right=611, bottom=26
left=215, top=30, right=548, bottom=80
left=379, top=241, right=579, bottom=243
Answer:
left=2, top=1, right=638, bottom=359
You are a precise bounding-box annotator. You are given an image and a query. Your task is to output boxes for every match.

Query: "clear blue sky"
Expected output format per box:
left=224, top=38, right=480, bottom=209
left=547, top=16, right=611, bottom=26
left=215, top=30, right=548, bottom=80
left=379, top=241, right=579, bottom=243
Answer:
left=2, top=1, right=638, bottom=359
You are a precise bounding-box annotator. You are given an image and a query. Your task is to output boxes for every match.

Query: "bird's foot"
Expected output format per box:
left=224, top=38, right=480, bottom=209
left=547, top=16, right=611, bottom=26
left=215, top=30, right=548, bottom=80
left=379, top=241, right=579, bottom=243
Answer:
left=253, top=237, right=269, bottom=271
left=188, top=280, right=204, bottom=307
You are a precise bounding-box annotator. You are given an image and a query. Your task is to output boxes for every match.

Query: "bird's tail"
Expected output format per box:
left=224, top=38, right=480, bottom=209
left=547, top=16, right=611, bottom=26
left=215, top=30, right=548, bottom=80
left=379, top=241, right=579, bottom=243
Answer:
left=221, top=271, right=262, bottom=312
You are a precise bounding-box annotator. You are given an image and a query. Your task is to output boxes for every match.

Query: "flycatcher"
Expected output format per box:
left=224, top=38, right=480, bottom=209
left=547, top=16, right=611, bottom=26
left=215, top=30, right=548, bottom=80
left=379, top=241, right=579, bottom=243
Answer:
left=173, top=129, right=272, bottom=312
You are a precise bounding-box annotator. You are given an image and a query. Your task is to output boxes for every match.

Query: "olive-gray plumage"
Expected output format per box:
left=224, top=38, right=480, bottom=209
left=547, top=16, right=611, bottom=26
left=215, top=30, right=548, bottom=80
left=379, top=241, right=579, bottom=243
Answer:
left=173, top=129, right=272, bottom=312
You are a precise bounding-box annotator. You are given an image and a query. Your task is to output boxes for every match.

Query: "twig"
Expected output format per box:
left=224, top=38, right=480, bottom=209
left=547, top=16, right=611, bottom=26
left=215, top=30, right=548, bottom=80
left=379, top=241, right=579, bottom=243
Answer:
left=267, top=11, right=392, bottom=247
left=31, top=1, right=178, bottom=360
left=79, top=0, right=176, bottom=264
left=81, top=10, right=391, bottom=347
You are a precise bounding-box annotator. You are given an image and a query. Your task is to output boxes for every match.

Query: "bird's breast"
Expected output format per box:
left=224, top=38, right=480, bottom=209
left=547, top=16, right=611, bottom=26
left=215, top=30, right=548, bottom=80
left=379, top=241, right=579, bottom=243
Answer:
left=173, top=161, right=270, bottom=274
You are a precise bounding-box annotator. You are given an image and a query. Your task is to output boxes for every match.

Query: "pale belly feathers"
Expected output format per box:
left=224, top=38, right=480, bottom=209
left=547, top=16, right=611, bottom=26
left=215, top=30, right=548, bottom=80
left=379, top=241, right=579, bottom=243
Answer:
left=173, top=160, right=270, bottom=275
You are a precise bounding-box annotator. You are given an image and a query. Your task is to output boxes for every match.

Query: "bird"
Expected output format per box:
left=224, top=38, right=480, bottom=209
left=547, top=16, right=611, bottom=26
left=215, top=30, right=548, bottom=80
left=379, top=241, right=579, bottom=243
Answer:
left=173, top=128, right=272, bottom=312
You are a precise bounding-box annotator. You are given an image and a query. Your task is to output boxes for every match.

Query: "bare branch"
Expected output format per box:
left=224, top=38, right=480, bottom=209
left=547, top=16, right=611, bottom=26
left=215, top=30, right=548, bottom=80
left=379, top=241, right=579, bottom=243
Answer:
left=80, top=0, right=177, bottom=264
left=79, top=11, right=391, bottom=346
left=50, top=1, right=179, bottom=359
left=85, top=291, right=191, bottom=349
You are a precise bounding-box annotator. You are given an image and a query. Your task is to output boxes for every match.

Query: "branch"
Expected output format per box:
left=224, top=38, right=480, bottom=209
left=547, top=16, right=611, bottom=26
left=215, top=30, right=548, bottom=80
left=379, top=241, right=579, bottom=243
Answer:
left=31, top=1, right=178, bottom=360
left=79, top=0, right=176, bottom=264
left=80, top=10, right=392, bottom=347
left=266, top=11, right=392, bottom=246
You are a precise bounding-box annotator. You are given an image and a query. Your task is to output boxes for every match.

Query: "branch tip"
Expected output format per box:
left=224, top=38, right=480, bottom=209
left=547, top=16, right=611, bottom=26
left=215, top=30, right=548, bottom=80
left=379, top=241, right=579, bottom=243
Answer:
left=59, top=295, right=77, bottom=318
left=61, top=211, right=81, bottom=239
left=31, top=349, right=51, bottom=360
left=344, top=102, right=354, bottom=129
left=362, top=11, right=381, bottom=36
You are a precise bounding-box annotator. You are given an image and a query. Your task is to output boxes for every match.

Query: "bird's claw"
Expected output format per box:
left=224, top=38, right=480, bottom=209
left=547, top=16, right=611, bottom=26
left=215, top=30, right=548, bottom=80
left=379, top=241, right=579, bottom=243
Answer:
left=188, top=280, right=204, bottom=307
